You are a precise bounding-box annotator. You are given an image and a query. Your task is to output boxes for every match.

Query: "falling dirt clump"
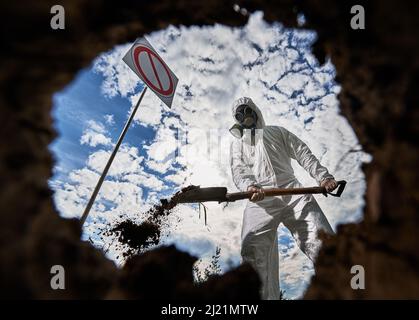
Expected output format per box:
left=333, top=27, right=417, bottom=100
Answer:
left=109, top=220, right=161, bottom=258
left=105, top=185, right=200, bottom=259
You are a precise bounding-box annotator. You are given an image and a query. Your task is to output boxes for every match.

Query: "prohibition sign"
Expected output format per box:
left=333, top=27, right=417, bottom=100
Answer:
left=132, top=44, right=174, bottom=97
left=80, top=38, right=178, bottom=224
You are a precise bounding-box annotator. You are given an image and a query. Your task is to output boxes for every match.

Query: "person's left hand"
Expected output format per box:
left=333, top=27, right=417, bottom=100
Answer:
left=321, top=178, right=338, bottom=192
left=248, top=186, right=265, bottom=202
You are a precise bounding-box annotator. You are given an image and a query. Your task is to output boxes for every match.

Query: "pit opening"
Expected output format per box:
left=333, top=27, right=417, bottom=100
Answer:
left=49, top=12, right=368, bottom=299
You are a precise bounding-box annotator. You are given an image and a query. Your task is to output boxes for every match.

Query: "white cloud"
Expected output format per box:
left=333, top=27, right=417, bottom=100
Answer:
left=146, top=126, right=178, bottom=162
left=104, top=114, right=115, bottom=125
left=80, top=120, right=112, bottom=147
left=93, top=43, right=139, bottom=98
left=123, top=173, right=165, bottom=190
left=163, top=173, right=187, bottom=185
left=54, top=11, right=370, bottom=299
left=130, top=92, right=164, bottom=127
left=86, top=145, right=144, bottom=177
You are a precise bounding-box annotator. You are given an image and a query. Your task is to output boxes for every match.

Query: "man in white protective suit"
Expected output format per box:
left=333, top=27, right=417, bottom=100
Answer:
left=229, top=97, right=338, bottom=300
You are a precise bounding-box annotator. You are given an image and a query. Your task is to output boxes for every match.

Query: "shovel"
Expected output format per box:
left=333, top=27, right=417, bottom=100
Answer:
left=174, top=180, right=347, bottom=204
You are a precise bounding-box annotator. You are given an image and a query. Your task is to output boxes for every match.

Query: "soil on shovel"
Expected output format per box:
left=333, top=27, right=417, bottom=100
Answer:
left=103, top=185, right=199, bottom=259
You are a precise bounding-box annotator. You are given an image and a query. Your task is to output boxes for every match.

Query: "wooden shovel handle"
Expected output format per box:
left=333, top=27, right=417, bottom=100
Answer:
left=225, top=181, right=347, bottom=202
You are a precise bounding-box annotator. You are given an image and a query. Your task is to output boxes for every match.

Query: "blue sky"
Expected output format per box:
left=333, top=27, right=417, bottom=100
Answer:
left=51, top=70, right=135, bottom=179
left=49, top=12, right=370, bottom=299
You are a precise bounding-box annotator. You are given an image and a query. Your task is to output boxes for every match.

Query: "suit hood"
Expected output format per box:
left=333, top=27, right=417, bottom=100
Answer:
left=229, top=97, right=266, bottom=139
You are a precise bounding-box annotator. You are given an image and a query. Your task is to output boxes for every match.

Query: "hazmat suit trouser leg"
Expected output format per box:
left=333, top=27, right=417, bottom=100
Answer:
left=240, top=194, right=334, bottom=300
left=281, top=195, right=334, bottom=262
left=241, top=199, right=281, bottom=300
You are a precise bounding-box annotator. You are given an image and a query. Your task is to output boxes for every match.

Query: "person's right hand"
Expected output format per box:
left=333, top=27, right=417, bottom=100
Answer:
left=248, top=186, right=265, bottom=202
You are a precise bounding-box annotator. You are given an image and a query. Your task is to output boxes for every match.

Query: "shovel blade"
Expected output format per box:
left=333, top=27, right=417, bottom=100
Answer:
left=175, top=187, right=228, bottom=203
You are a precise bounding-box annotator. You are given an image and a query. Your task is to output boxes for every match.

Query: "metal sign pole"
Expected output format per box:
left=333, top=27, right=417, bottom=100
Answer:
left=80, top=86, right=148, bottom=226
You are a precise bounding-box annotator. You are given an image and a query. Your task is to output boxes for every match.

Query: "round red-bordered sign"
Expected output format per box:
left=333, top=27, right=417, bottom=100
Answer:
left=131, top=44, right=174, bottom=97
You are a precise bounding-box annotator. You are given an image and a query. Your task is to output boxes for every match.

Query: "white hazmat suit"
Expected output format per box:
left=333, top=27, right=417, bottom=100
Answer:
left=229, top=97, right=334, bottom=300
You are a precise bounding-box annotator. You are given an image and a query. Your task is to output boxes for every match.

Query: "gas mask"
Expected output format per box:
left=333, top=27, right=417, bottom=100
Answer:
left=231, top=104, right=259, bottom=145
left=234, top=104, right=258, bottom=129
